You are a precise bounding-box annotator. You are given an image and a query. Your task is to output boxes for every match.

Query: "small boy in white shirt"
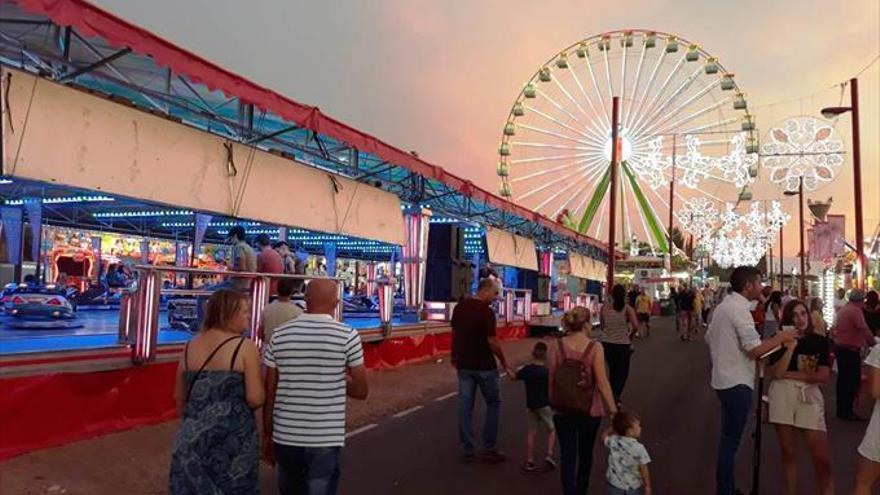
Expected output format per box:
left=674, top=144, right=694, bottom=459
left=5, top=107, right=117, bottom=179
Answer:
left=603, top=411, right=652, bottom=495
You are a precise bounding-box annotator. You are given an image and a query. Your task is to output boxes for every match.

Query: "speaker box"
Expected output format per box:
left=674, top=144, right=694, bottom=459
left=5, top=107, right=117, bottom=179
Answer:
left=427, top=224, right=463, bottom=260
left=425, top=258, right=472, bottom=302
left=453, top=262, right=472, bottom=300
left=536, top=275, right=551, bottom=302
left=518, top=270, right=538, bottom=294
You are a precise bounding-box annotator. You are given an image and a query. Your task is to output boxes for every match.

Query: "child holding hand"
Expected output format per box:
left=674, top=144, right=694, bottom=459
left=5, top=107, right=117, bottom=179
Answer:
left=514, top=341, right=557, bottom=472
left=603, top=411, right=652, bottom=495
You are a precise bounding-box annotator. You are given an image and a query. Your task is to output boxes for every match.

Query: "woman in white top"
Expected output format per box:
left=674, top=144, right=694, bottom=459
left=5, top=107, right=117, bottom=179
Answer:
left=854, top=341, right=880, bottom=494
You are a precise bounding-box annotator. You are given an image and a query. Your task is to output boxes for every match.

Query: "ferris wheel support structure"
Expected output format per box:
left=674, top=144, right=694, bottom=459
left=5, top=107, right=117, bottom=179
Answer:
left=606, top=97, right=620, bottom=292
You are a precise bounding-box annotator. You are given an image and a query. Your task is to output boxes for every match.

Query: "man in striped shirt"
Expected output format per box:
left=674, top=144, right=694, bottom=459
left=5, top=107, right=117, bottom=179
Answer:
left=263, top=279, right=368, bottom=495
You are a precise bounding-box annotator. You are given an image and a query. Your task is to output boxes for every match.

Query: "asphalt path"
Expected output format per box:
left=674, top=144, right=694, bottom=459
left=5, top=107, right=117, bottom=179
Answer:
left=324, top=316, right=868, bottom=494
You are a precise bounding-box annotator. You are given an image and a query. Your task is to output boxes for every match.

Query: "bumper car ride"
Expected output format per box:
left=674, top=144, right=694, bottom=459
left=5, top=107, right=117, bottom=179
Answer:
left=2, top=284, right=77, bottom=320
left=167, top=298, right=199, bottom=331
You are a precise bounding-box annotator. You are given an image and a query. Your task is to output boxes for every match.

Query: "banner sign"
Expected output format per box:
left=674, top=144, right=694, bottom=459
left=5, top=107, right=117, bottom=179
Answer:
left=810, top=214, right=846, bottom=262
left=175, top=242, right=188, bottom=267
left=1, top=207, right=23, bottom=265
left=323, top=242, right=337, bottom=277
left=140, top=239, right=149, bottom=264
left=23, top=199, right=42, bottom=262
left=193, top=213, right=212, bottom=261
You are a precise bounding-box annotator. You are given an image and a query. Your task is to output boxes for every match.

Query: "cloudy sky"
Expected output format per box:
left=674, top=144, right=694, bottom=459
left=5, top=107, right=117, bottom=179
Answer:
left=94, top=0, right=879, bottom=255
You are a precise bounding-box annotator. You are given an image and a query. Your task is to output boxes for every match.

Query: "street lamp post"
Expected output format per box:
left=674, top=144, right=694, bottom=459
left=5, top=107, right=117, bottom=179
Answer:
left=780, top=181, right=807, bottom=299
left=799, top=178, right=807, bottom=298
left=821, top=77, right=864, bottom=288
left=784, top=178, right=807, bottom=298
left=779, top=227, right=784, bottom=291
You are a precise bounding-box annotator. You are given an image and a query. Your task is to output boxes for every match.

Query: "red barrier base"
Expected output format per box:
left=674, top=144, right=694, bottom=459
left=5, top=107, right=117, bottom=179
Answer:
left=0, top=362, right=178, bottom=460
left=497, top=323, right=528, bottom=340
left=363, top=324, right=527, bottom=370
left=0, top=324, right=529, bottom=459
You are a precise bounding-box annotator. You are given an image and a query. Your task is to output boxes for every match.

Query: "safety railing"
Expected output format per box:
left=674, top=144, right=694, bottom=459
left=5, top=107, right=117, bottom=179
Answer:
left=123, top=265, right=344, bottom=364
left=558, top=292, right=601, bottom=324
left=499, top=288, right=532, bottom=324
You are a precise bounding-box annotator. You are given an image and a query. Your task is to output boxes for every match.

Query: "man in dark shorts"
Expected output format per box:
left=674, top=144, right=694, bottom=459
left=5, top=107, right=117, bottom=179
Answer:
left=678, top=285, right=696, bottom=341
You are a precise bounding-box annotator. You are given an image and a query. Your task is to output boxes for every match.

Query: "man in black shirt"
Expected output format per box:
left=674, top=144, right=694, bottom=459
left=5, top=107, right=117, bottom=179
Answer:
left=678, top=285, right=696, bottom=341
left=628, top=285, right=640, bottom=308
left=451, top=278, right=512, bottom=463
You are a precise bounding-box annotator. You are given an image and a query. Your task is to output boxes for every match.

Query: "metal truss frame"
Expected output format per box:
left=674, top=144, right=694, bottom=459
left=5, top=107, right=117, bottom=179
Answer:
left=0, top=10, right=607, bottom=263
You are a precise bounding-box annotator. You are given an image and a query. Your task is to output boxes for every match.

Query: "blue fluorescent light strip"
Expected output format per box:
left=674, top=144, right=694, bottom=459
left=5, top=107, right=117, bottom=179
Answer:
left=6, top=195, right=114, bottom=206
left=94, top=209, right=194, bottom=218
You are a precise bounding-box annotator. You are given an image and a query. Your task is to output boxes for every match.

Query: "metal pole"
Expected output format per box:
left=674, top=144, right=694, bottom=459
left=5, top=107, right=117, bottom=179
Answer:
left=668, top=134, right=677, bottom=267
left=751, top=361, right=766, bottom=495
left=34, top=203, right=43, bottom=283
left=14, top=217, right=24, bottom=283
left=779, top=226, right=784, bottom=291
left=606, top=97, right=621, bottom=294
left=799, top=178, right=807, bottom=298
left=850, top=78, right=865, bottom=289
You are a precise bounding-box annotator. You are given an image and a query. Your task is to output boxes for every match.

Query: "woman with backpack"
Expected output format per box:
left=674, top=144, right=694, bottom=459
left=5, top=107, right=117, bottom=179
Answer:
left=550, top=306, right=619, bottom=495
left=600, top=284, right=640, bottom=404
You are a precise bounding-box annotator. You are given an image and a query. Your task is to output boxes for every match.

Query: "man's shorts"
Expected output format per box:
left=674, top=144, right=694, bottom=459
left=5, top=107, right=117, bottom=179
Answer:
left=637, top=313, right=650, bottom=323
left=527, top=406, right=554, bottom=432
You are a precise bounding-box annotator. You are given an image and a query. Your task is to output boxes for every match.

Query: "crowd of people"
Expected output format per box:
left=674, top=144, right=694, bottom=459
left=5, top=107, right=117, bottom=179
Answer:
left=704, top=267, right=879, bottom=495
left=165, top=250, right=879, bottom=494
left=451, top=272, right=879, bottom=495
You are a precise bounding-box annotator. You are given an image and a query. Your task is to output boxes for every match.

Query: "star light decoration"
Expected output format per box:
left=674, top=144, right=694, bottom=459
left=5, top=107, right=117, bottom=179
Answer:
left=761, top=116, right=844, bottom=193
left=696, top=201, right=790, bottom=269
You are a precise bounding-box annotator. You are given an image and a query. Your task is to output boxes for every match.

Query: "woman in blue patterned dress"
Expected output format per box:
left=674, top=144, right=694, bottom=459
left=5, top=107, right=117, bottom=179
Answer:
left=170, top=289, right=264, bottom=494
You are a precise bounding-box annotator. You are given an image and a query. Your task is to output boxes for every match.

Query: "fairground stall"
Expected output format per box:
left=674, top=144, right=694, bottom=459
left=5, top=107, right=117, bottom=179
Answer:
left=0, top=0, right=611, bottom=459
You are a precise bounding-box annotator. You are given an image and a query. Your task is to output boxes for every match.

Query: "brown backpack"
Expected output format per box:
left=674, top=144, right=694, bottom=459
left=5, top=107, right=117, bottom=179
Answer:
left=550, top=339, right=597, bottom=414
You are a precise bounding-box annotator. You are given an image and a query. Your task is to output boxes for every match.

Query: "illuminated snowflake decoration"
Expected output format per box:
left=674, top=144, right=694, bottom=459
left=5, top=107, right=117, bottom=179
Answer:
left=703, top=233, right=767, bottom=269
left=677, top=135, right=714, bottom=189
left=630, top=137, right=670, bottom=190
left=676, top=197, right=719, bottom=240
left=720, top=133, right=758, bottom=189
left=761, top=116, right=844, bottom=192
left=641, top=133, right=757, bottom=191
left=702, top=201, right=789, bottom=268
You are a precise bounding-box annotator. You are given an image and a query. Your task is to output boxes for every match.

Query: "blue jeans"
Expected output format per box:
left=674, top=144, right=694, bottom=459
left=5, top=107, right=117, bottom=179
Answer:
left=715, top=385, right=753, bottom=495
left=607, top=482, right=645, bottom=495
left=457, top=369, right=501, bottom=454
left=275, top=444, right=341, bottom=495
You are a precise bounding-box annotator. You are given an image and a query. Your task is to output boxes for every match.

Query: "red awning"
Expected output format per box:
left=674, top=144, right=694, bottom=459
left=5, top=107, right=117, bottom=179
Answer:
left=14, top=0, right=607, bottom=251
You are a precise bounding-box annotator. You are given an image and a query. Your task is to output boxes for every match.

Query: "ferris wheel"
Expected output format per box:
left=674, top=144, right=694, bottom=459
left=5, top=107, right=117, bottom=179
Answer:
left=497, top=30, right=759, bottom=254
